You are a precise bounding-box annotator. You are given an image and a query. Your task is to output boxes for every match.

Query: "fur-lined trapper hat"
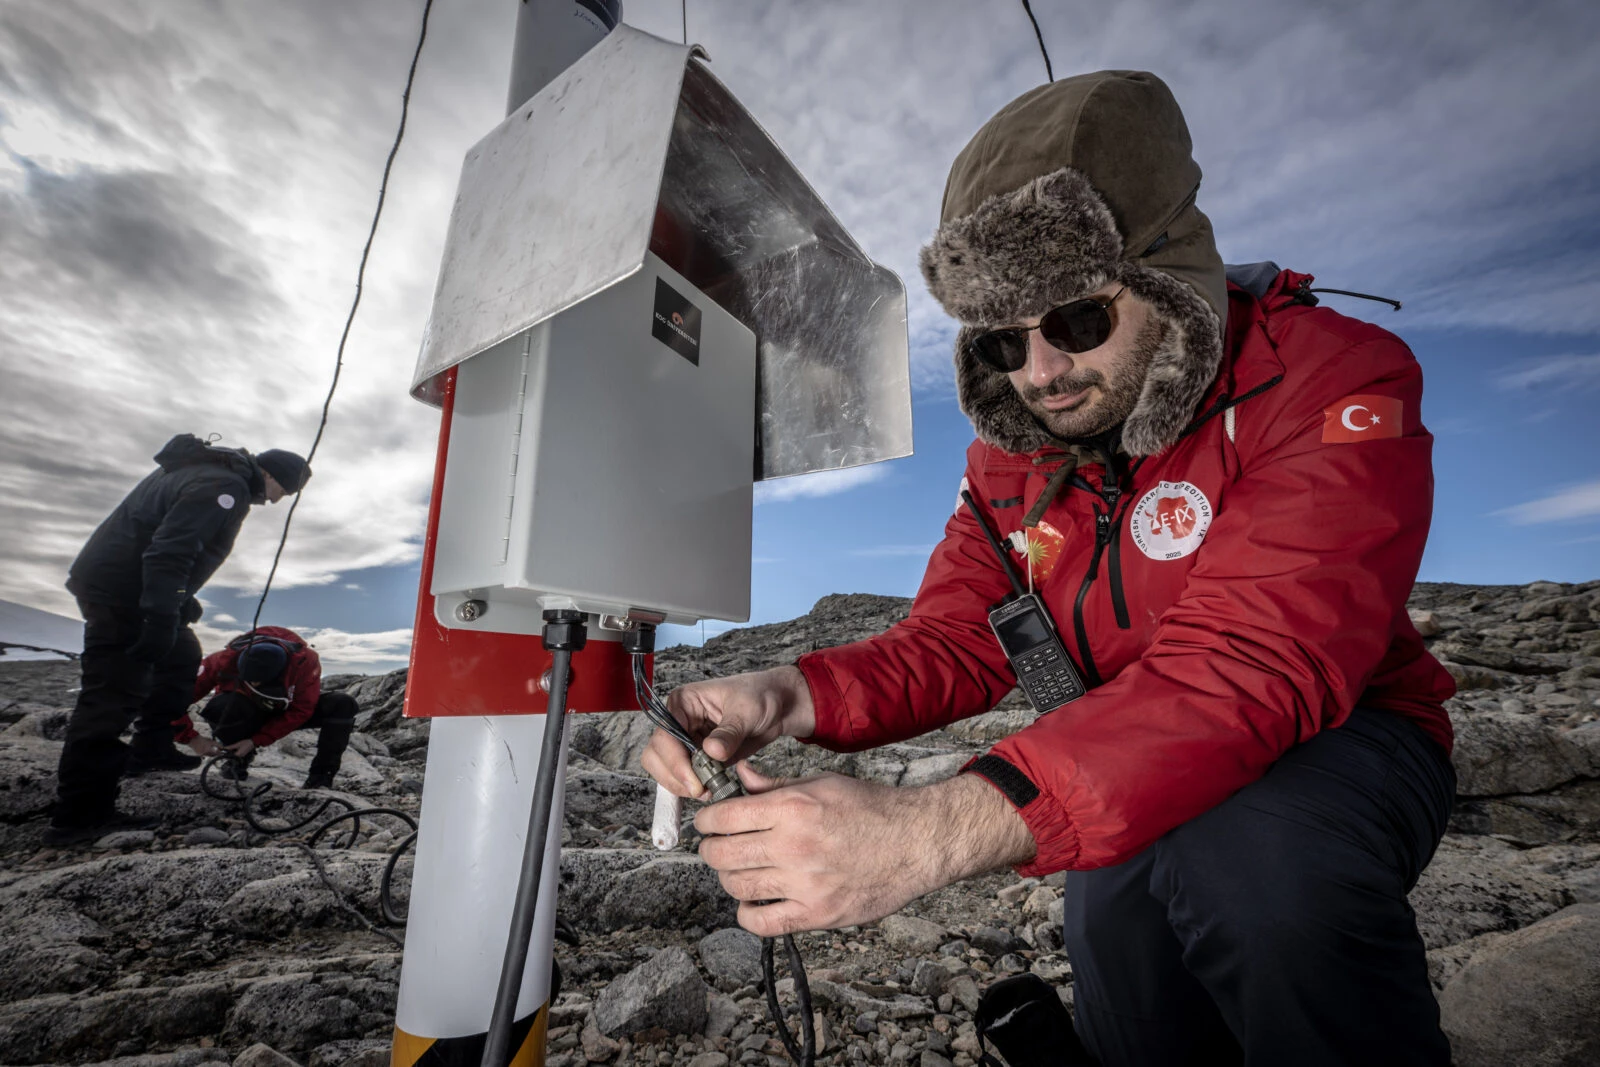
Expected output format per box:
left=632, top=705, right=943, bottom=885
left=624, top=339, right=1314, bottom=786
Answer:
left=920, top=70, right=1227, bottom=457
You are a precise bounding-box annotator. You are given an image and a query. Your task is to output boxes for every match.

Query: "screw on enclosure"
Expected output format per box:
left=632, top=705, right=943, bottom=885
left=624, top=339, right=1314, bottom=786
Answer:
left=455, top=599, right=488, bottom=622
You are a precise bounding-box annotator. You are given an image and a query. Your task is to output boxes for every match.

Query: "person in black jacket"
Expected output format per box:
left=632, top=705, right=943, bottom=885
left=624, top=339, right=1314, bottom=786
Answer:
left=46, top=434, right=310, bottom=846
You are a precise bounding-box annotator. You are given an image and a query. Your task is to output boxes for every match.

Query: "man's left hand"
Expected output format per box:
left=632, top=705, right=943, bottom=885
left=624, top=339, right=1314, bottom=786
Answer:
left=224, top=739, right=256, bottom=758
left=695, top=766, right=1037, bottom=937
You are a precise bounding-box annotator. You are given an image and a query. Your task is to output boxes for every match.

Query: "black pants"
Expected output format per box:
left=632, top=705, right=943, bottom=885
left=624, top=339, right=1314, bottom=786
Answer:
left=199, top=690, right=358, bottom=777
left=54, top=601, right=202, bottom=825
left=1062, top=708, right=1456, bottom=1067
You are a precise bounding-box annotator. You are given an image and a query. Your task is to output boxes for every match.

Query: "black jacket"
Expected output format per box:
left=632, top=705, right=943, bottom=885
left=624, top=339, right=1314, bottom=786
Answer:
left=67, top=435, right=264, bottom=616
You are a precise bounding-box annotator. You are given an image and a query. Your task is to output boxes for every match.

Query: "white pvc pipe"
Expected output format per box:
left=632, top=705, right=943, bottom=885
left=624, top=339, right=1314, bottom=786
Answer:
left=394, top=715, right=567, bottom=1041
left=651, top=783, right=683, bottom=851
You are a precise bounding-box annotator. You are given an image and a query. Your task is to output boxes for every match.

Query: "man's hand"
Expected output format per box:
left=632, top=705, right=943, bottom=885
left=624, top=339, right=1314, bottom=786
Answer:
left=224, top=739, right=256, bottom=758
left=641, top=666, right=817, bottom=799
left=696, top=765, right=1038, bottom=937
left=187, top=736, right=222, bottom=758
left=125, top=613, right=179, bottom=664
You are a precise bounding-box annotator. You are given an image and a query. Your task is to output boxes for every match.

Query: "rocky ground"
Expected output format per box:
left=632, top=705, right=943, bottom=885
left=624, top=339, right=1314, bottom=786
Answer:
left=1, top=581, right=1598, bottom=1067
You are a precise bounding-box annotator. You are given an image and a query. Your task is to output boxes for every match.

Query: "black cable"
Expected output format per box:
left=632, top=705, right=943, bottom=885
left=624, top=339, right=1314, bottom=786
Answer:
left=381, top=831, right=420, bottom=925
left=482, top=612, right=584, bottom=1067
left=251, top=0, right=435, bottom=630
left=681, top=0, right=687, bottom=43
left=1019, top=0, right=1053, bottom=83
left=1308, top=286, right=1403, bottom=311
left=962, top=491, right=1028, bottom=598
left=763, top=934, right=816, bottom=1066
left=198, top=755, right=418, bottom=935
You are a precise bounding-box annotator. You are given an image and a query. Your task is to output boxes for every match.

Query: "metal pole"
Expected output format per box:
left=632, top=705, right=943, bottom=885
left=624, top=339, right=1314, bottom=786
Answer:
left=505, top=0, right=622, bottom=116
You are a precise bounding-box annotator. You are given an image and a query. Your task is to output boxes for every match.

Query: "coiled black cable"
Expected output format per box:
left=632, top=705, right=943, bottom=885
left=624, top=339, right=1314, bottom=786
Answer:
left=199, top=755, right=418, bottom=929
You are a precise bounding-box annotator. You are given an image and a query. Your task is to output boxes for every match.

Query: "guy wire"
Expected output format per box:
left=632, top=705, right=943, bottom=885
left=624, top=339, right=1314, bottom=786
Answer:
left=252, top=0, right=435, bottom=630
left=1019, top=0, right=1053, bottom=83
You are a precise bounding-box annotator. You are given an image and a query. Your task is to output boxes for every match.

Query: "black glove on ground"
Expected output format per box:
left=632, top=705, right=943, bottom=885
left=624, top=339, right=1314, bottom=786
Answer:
left=180, top=596, right=203, bottom=625
left=126, top=613, right=179, bottom=663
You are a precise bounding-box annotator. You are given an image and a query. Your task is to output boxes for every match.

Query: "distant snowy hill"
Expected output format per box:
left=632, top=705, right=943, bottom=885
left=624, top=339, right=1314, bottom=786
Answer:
left=0, top=599, right=82, bottom=660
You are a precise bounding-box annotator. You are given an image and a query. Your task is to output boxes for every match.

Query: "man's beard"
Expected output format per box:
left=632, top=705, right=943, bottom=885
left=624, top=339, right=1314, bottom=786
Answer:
left=1019, top=316, right=1165, bottom=441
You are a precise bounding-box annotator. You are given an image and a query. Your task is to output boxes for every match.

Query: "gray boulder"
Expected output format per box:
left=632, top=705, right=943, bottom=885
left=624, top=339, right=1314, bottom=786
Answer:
left=697, top=927, right=762, bottom=990
left=805, top=977, right=932, bottom=1020
left=877, top=915, right=947, bottom=954
left=564, top=770, right=656, bottom=829
left=597, top=854, right=735, bottom=930
left=232, top=1044, right=302, bottom=1067
left=1450, top=709, right=1592, bottom=796
left=224, top=972, right=395, bottom=1055
left=1438, top=903, right=1600, bottom=1066
left=0, top=982, right=234, bottom=1064
left=1410, top=835, right=1572, bottom=948
left=71, top=1053, right=230, bottom=1067
left=593, top=946, right=708, bottom=1037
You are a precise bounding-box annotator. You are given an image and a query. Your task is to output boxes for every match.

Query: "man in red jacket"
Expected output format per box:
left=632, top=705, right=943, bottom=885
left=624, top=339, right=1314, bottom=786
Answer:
left=178, top=627, right=358, bottom=791
left=644, top=72, right=1456, bottom=1065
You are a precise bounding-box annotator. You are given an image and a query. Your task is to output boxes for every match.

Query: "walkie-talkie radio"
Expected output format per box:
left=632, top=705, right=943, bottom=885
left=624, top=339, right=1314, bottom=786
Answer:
left=961, top=491, right=1086, bottom=712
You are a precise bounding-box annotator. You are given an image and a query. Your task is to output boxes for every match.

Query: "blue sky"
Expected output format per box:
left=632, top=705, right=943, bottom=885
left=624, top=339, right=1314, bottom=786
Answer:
left=1, top=0, right=1596, bottom=671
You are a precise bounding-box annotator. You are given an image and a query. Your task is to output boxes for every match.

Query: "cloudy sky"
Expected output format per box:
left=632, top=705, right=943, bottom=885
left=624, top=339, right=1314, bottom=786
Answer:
left=2, top=0, right=1597, bottom=673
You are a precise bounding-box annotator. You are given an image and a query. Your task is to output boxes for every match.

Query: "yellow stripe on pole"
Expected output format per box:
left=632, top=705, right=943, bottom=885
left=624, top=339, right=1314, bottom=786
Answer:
left=390, top=1005, right=547, bottom=1067
left=510, top=1005, right=549, bottom=1067
left=390, top=1025, right=435, bottom=1067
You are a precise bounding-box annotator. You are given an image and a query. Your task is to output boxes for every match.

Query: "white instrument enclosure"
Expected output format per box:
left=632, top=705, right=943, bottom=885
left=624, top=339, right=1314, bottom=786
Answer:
left=431, top=254, right=755, bottom=626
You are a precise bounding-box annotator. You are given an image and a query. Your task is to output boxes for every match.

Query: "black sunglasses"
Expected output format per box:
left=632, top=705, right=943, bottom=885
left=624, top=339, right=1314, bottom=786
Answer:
left=966, top=287, right=1127, bottom=373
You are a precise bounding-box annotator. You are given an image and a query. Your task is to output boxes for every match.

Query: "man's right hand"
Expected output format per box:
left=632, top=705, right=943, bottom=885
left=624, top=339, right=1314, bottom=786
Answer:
left=187, top=736, right=222, bottom=758
left=125, top=613, right=179, bottom=663
left=641, top=665, right=817, bottom=799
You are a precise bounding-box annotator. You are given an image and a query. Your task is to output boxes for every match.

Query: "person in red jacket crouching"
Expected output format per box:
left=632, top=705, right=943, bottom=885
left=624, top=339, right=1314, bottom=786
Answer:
left=176, top=627, right=357, bottom=791
left=643, top=71, right=1457, bottom=1066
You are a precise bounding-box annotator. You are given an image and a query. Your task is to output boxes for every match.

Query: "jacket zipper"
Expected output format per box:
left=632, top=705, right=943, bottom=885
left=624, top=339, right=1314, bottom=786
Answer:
left=1071, top=513, right=1109, bottom=689
left=1106, top=497, right=1132, bottom=630
left=1070, top=459, right=1139, bottom=685
left=1105, top=458, right=1144, bottom=631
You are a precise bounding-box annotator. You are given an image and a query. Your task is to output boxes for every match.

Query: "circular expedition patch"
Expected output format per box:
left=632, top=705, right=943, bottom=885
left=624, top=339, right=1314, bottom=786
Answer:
left=1129, top=480, right=1213, bottom=561
left=217, top=493, right=236, bottom=510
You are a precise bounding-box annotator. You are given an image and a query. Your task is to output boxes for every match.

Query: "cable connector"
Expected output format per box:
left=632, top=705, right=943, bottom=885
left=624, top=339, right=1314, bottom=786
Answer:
left=691, top=750, right=743, bottom=802
left=621, top=621, right=656, bottom=656
left=541, top=609, right=588, bottom=652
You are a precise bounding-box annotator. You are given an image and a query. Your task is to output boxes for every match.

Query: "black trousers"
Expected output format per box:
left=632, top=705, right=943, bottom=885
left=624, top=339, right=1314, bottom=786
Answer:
left=199, top=690, right=358, bottom=777
left=54, top=601, right=202, bottom=824
left=1062, top=708, right=1456, bottom=1067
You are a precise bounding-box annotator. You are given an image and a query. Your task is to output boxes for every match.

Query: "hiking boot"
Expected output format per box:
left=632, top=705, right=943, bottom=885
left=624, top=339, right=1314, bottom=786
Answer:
left=43, top=812, right=159, bottom=849
left=301, top=770, right=336, bottom=790
left=127, top=745, right=203, bottom=775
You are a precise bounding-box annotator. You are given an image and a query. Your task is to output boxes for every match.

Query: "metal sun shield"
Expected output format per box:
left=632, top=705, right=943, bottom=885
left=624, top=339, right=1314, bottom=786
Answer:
left=410, top=25, right=912, bottom=479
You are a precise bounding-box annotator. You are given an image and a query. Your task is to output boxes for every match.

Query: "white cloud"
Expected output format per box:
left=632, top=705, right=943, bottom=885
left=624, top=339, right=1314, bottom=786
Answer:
left=1495, top=481, right=1600, bottom=525
left=755, top=464, right=890, bottom=504
left=343, top=583, right=363, bottom=591
left=1495, top=354, right=1600, bottom=391
left=211, top=612, right=238, bottom=625
left=291, top=626, right=412, bottom=675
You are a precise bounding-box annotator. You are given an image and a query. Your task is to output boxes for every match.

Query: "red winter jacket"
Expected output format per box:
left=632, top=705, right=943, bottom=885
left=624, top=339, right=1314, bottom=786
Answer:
left=796, top=270, right=1455, bottom=876
left=174, top=626, right=323, bottom=747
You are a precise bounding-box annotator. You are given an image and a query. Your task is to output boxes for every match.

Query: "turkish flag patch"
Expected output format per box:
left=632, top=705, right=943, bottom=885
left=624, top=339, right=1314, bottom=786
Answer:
left=1322, top=394, right=1404, bottom=443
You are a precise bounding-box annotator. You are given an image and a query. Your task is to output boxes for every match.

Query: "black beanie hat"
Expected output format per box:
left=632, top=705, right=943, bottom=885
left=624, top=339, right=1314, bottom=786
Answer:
left=256, top=449, right=311, bottom=493
left=237, top=641, right=289, bottom=684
